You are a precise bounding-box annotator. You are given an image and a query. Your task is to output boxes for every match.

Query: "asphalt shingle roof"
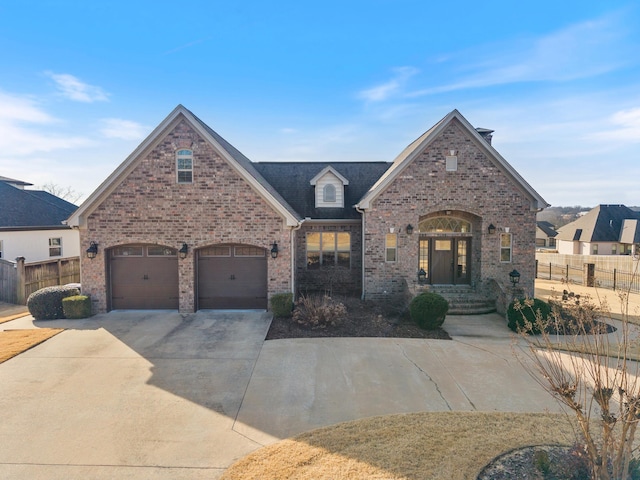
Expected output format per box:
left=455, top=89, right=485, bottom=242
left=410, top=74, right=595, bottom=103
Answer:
left=254, top=162, right=392, bottom=219
left=0, top=181, right=78, bottom=228
left=556, top=205, right=640, bottom=242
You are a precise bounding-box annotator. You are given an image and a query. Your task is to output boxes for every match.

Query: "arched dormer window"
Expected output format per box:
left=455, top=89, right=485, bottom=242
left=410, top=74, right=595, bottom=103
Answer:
left=323, top=184, right=336, bottom=203
left=176, top=149, right=193, bottom=183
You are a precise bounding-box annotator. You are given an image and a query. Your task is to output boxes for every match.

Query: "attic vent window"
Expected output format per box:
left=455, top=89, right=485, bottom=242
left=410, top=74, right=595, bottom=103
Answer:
left=446, top=154, right=458, bottom=172
left=323, top=184, right=336, bottom=203
left=176, top=149, right=193, bottom=183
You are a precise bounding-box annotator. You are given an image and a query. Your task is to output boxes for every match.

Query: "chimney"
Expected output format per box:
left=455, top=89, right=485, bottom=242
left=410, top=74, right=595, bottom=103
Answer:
left=475, top=127, right=494, bottom=145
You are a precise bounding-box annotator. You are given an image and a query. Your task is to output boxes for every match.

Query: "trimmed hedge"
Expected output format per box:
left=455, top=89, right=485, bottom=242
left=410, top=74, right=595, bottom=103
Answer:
left=507, top=297, right=552, bottom=334
left=409, top=292, right=449, bottom=330
left=27, top=285, right=81, bottom=320
left=62, top=295, right=92, bottom=319
left=270, top=293, right=294, bottom=317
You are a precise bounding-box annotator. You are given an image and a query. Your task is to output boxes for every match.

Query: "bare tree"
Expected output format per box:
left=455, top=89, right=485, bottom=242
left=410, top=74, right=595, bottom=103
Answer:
left=39, top=182, right=83, bottom=204
left=514, top=281, right=640, bottom=479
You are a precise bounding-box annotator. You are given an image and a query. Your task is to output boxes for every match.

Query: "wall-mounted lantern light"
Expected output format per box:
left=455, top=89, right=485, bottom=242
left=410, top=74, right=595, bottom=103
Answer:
left=509, top=269, right=520, bottom=287
left=406, top=224, right=414, bottom=235
left=271, top=242, right=279, bottom=259
left=179, top=243, right=188, bottom=259
left=86, top=241, right=99, bottom=259
left=418, top=268, right=427, bottom=283
left=488, top=224, right=496, bottom=235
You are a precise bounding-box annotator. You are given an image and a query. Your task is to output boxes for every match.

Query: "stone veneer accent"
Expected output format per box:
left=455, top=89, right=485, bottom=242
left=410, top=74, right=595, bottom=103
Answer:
left=363, top=118, right=537, bottom=301
left=80, top=120, right=291, bottom=313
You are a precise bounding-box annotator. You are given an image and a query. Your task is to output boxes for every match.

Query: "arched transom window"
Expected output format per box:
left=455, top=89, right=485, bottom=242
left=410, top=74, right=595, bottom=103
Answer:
left=418, top=217, right=471, bottom=233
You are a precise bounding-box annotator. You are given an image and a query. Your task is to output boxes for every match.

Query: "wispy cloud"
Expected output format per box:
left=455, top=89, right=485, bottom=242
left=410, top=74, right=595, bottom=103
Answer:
left=594, top=107, right=640, bottom=142
left=163, top=37, right=210, bottom=55
left=358, top=66, right=419, bottom=102
left=408, top=13, right=630, bottom=96
left=100, top=118, right=148, bottom=140
left=45, top=71, right=109, bottom=102
left=0, top=91, right=91, bottom=155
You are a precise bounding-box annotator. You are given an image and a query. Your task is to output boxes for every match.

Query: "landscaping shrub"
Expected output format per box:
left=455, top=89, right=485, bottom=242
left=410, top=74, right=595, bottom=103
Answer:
left=409, top=292, right=448, bottom=330
left=270, top=293, right=294, bottom=317
left=292, top=294, right=347, bottom=329
left=507, top=297, right=551, bottom=334
left=27, top=285, right=81, bottom=320
left=62, top=295, right=92, bottom=319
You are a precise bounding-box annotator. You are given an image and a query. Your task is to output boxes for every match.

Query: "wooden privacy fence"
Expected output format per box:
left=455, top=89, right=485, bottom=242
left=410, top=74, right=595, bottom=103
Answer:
left=0, top=257, right=81, bottom=305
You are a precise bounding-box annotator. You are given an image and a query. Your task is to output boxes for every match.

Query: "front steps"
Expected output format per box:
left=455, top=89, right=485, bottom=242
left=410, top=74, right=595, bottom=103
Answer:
left=421, top=285, right=496, bottom=315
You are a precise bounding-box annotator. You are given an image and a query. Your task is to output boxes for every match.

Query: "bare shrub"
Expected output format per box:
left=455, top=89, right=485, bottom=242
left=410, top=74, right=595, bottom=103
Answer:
left=515, top=282, right=640, bottom=480
left=292, top=294, right=347, bottom=329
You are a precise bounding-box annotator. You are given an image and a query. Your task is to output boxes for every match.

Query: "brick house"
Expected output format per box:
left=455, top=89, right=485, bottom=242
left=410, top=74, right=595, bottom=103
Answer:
left=67, top=106, right=547, bottom=314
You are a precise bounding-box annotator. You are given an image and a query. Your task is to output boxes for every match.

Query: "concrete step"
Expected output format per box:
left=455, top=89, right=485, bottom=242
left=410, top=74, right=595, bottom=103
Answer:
left=426, top=286, right=496, bottom=315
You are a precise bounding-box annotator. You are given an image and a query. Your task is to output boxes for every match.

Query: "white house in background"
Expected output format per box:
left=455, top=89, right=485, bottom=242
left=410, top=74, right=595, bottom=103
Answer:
left=536, top=221, right=558, bottom=249
left=0, top=176, right=79, bottom=263
left=555, top=204, right=640, bottom=256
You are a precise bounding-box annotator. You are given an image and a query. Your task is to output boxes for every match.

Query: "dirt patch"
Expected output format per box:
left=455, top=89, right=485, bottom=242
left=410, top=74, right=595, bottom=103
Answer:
left=0, top=328, right=64, bottom=363
left=266, top=296, right=450, bottom=340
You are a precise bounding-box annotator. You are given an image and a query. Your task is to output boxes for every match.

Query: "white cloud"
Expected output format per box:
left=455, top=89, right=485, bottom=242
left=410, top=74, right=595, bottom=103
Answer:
left=408, top=13, right=630, bottom=96
left=45, top=71, right=109, bottom=102
left=358, top=66, right=419, bottom=102
left=100, top=118, right=148, bottom=140
left=595, top=108, right=640, bottom=142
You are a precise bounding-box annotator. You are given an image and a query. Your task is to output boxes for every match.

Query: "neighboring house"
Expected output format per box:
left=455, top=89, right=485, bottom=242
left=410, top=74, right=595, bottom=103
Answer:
left=556, top=205, right=640, bottom=256
left=0, top=176, right=79, bottom=263
left=66, top=106, right=548, bottom=314
left=536, top=221, right=558, bottom=249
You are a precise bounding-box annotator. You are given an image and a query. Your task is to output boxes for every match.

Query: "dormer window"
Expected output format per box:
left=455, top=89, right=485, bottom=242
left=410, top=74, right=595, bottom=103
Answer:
left=310, top=166, right=349, bottom=208
left=323, top=184, right=336, bottom=203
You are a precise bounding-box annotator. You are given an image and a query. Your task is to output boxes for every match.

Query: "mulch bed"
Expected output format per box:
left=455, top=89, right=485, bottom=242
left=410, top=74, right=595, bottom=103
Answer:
left=266, top=296, right=451, bottom=340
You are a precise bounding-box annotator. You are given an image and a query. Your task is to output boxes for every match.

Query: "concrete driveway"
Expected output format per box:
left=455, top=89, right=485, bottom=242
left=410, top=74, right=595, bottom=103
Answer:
left=0, top=310, right=560, bottom=479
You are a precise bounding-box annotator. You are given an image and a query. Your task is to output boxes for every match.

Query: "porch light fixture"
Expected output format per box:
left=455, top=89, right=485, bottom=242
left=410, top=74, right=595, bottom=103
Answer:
left=406, top=224, right=414, bottom=235
left=270, top=241, right=279, bottom=259
left=509, top=269, right=520, bottom=287
left=179, top=243, right=188, bottom=259
left=86, top=241, right=99, bottom=259
left=488, top=224, right=496, bottom=235
left=418, top=268, right=427, bottom=283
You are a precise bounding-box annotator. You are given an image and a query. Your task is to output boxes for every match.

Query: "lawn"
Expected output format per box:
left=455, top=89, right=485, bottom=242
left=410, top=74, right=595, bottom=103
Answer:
left=0, top=328, right=64, bottom=363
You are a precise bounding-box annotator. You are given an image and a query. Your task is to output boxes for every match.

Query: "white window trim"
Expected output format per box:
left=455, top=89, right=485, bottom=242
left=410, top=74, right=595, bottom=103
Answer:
left=323, top=184, right=336, bottom=203
left=49, top=237, right=62, bottom=257
left=385, top=233, right=397, bottom=262
left=500, top=233, right=512, bottom=263
left=176, top=149, right=193, bottom=184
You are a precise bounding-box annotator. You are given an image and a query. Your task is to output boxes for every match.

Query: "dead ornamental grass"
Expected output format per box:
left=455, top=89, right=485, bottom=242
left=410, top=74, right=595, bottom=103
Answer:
left=222, top=412, right=575, bottom=480
left=0, top=328, right=64, bottom=363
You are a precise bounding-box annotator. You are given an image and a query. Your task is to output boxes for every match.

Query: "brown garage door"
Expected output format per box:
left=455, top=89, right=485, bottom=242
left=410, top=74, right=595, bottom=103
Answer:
left=198, top=245, right=267, bottom=309
left=110, top=245, right=179, bottom=310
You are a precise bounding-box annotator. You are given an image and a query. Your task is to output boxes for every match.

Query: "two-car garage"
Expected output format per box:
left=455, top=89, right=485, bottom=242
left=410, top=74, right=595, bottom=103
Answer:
left=109, top=244, right=267, bottom=310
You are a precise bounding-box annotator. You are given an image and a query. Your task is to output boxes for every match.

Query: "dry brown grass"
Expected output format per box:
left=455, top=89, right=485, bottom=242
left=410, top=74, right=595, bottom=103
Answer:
left=222, top=412, right=575, bottom=480
left=0, top=328, right=63, bottom=363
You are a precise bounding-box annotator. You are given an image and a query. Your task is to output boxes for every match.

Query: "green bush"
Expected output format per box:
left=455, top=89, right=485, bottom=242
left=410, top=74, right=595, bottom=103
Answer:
left=409, top=292, right=449, bottom=330
left=270, top=293, right=294, bottom=317
left=62, top=295, right=92, bottom=319
left=507, top=297, right=551, bottom=334
left=27, top=285, right=81, bottom=320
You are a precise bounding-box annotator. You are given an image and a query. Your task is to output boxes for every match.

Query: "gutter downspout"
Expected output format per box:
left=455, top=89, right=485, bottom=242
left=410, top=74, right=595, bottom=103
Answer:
left=290, top=220, right=304, bottom=296
left=355, top=205, right=366, bottom=300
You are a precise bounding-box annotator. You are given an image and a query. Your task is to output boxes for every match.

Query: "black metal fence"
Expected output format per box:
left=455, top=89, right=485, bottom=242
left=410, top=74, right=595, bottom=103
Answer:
left=536, top=261, right=640, bottom=294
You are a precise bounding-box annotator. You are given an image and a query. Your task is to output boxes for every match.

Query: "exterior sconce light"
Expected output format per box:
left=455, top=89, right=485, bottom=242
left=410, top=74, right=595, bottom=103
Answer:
left=179, top=243, right=188, bottom=259
left=509, top=269, right=520, bottom=287
left=86, top=241, right=99, bottom=259
left=488, top=224, right=496, bottom=234
left=417, top=268, right=427, bottom=283
left=271, top=241, right=279, bottom=259
left=406, top=224, right=414, bottom=235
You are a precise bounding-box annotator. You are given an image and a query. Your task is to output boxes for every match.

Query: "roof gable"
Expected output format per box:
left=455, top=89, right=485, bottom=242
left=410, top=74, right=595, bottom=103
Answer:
left=310, top=166, right=350, bottom=186
left=356, top=109, right=548, bottom=211
left=67, top=105, right=301, bottom=228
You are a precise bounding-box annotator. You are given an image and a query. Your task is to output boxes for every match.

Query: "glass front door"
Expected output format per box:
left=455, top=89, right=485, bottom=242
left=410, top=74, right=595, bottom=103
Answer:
left=419, top=237, right=471, bottom=285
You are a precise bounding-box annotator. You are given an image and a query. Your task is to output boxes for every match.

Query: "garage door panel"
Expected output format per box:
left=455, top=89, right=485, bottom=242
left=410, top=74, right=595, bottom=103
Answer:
left=197, top=245, right=267, bottom=309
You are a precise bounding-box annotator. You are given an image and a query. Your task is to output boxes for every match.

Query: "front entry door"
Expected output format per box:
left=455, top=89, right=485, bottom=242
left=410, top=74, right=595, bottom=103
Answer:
left=420, top=237, right=471, bottom=285
left=432, top=239, right=453, bottom=284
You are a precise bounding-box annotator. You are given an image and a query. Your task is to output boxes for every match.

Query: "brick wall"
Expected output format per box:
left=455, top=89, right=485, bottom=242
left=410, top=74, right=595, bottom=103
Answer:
left=80, top=119, right=291, bottom=313
left=363, top=118, right=537, bottom=301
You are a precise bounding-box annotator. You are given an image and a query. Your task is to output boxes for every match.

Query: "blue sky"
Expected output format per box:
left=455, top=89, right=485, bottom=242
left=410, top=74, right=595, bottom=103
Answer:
left=1, top=1, right=639, bottom=207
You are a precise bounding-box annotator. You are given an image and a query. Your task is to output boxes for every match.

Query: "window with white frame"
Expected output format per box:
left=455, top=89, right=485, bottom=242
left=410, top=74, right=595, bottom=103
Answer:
left=49, top=237, right=62, bottom=257
left=592, top=244, right=598, bottom=255
left=385, top=233, right=397, bottom=262
left=306, top=232, right=350, bottom=269
left=323, top=184, right=336, bottom=203
left=176, top=149, right=193, bottom=183
left=500, top=233, right=512, bottom=263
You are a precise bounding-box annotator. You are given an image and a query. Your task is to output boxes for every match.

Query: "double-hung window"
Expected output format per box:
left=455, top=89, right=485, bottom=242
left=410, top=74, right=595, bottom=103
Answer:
left=385, top=233, right=397, bottom=262
left=500, top=233, right=512, bottom=263
left=176, top=149, right=193, bottom=183
left=49, top=237, right=62, bottom=257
